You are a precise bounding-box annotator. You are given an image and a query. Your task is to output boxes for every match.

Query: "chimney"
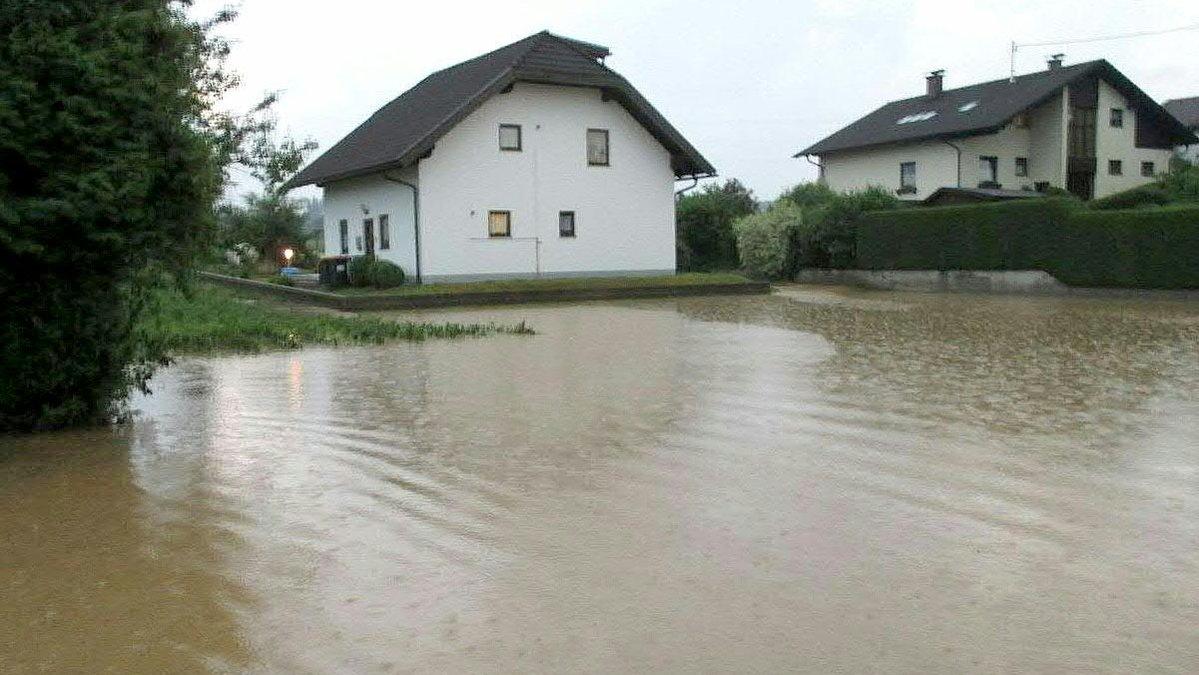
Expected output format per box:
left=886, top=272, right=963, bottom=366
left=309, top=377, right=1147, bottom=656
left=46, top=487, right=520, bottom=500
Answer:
left=1047, top=53, right=1064, bottom=70
left=926, top=69, right=945, bottom=98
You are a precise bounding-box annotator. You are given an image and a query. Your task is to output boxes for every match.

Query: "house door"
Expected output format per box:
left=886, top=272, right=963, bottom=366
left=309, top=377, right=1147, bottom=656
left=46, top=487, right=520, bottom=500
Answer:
left=362, top=218, right=375, bottom=256
left=1066, top=171, right=1094, bottom=200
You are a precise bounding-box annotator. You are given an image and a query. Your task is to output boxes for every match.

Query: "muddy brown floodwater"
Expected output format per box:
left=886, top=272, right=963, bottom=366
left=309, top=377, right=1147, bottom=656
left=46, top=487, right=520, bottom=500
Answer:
left=3, top=286, right=1199, bottom=673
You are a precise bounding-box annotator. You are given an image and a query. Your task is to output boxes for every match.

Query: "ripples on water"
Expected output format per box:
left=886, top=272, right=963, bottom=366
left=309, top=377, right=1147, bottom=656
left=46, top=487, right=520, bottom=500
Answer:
left=2, top=287, right=1198, bottom=672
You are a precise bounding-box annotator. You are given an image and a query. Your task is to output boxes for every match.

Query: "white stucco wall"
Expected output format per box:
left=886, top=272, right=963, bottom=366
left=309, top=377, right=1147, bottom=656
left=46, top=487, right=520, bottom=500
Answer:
left=1092, top=80, right=1174, bottom=198
left=820, top=94, right=1067, bottom=200
left=322, top=167, right=418, bottom=274
left=822, top=140, right=960, bottom=201
left=416, top=82, right=677, bottom=281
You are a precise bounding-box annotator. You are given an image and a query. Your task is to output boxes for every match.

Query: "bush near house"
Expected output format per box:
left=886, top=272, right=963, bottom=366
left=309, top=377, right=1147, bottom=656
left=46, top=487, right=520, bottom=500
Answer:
left=856, top=199, right=1199, bottom=289
left=733, top=201, right=803, bottom=279
left=676, top=179, right=757, bottom=271
left=731, top=184, right=902, bottom=278
left=1090, top=162, right=1199, bottom=210
left=348, top=256, right=406, bottom=288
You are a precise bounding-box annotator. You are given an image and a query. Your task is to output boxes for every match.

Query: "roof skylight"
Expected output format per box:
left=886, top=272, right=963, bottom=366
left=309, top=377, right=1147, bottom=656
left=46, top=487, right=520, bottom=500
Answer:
left=896, top=111, right=938, bottom=125
left=958, top=101, right=979, bottom=112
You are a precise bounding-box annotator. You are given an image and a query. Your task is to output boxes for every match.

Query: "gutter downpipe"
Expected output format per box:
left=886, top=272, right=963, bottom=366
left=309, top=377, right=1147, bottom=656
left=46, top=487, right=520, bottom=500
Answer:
left=943, top=140, right=963, bottom=187
left=674, top=175, right=700, bottom=200
left=803, top=154, right=824, bottom=184
left=383, top=172, right=422, bottom=283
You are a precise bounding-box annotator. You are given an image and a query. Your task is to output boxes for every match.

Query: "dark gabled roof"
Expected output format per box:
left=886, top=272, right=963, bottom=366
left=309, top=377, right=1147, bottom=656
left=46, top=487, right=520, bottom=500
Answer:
left=285, top=31, right=714, bottom=189
left=797, top=60, right=1198, bottom=157
left=1164, top=96, right=1199, bottom=129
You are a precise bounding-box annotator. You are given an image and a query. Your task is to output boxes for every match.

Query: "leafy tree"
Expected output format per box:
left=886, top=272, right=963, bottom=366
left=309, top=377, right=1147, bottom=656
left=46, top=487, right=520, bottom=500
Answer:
left=217, top=192, right=309, bottom=262
left=0, top=1, right=309, bottom=431
left=676, top=179, right=757, bottom=271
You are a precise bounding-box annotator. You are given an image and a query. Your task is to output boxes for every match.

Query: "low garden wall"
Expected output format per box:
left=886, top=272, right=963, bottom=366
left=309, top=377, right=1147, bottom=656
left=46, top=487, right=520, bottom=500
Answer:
left=199, top=272, right=770, bottom=311
left=854, top=199, right=1199, bottom=289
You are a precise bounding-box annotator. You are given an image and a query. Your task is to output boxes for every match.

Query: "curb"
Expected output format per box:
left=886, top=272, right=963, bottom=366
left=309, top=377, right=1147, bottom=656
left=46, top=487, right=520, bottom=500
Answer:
left=199, top=272, right=771, bottom=310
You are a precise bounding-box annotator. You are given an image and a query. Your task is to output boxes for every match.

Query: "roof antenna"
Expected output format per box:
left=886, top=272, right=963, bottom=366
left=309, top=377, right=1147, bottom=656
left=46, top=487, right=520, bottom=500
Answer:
left=1009, top=41, right=1017, bottom=82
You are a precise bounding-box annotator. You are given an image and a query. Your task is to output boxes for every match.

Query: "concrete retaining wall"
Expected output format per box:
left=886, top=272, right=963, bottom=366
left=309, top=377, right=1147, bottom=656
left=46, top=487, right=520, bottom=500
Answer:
left=199, top=272, right=770, bottom=311
left=795, top=269, right=1071, bottom=295
left=794, top=269, right=1199, bottom=299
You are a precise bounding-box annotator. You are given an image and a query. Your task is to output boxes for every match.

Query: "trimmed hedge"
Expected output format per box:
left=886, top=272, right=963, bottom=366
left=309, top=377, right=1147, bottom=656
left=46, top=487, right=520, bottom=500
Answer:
left=856, top=199, right=1199, bottom=289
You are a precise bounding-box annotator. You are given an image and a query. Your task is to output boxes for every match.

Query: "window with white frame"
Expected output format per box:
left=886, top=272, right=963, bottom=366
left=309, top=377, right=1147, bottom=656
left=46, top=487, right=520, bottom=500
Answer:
left=559, top=211, right=575, bottom=237
left=339, top=219, right=349, bottom=254
left=1015, top=157, right=1028, bottom=177
left=586, top=128, right=609, bottom=166
left=378, top=214, right=390, bottom=250
left=899, top=162, right=916, bottom=193
left=499, top=124, right=521, bottom=151
left=978, top=156, right=998, bottom=184
left=488, top=210, right=511, bottom=237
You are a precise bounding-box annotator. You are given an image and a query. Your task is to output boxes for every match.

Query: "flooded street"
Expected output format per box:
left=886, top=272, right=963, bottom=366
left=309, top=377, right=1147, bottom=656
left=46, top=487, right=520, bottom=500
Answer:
left=3, top=287, right=1199, bottom=673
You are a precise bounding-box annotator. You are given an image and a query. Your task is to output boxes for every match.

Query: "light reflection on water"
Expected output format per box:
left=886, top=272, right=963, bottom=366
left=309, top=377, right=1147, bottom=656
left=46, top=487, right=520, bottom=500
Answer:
left=2, top=287, right=1198, bottom=672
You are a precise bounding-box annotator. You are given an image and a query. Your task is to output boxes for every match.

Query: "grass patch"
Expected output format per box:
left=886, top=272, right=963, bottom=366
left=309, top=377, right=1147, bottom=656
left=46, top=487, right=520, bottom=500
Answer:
left=141, top=286, right=533, bottom=354
left=331, top=272, right=754, bottom=296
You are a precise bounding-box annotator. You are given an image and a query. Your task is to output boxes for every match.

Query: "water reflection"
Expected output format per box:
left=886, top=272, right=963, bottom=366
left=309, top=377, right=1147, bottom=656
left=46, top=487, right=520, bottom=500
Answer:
left=2, top=288, right=1198, bottom=672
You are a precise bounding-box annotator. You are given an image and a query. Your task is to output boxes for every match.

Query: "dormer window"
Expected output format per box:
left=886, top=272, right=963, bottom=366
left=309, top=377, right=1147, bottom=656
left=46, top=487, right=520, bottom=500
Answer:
left=499, top=124, right=522, bottom=151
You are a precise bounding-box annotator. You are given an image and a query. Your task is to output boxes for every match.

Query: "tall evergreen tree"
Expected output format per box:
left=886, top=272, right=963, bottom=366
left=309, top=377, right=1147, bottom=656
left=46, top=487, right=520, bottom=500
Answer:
left=0, top=1, right=305, bottom=430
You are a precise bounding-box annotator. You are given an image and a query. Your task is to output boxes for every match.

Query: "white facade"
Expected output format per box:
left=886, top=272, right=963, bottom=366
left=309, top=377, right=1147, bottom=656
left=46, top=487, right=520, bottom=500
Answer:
left=322, top=83, right=677, bottom=282
left=1093, top=80, right=1175, bottom=196
left=821, top=82, right=1172, bottom=201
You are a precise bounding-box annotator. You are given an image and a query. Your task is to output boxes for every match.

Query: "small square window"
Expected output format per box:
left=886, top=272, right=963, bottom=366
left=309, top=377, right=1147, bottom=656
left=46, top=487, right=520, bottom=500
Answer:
left=338, top=219, right=349, bottom=254
left=1141, top=161, right=1155, bottom=177
left=499, top=124, right=521, bottom=151
left=587, top=128, right=609, bottom=166
left=1015, top=157, right=1028, bottom=177
left=1109, top=108, right=1123, bottom=128
left=488, top=210, right=511, bottom=237
left=1108, top=160, right=1123, bottom=176
left=378, top=214, right=390, bottom=250
left=559, top=211, right=576, bottom=237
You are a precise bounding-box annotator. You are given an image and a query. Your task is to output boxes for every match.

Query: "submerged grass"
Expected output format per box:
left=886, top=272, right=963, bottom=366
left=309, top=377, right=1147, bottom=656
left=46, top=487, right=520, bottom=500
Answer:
left=331, top=272, right=754, bottom=296
left=142, top=286, right=533, bottom=354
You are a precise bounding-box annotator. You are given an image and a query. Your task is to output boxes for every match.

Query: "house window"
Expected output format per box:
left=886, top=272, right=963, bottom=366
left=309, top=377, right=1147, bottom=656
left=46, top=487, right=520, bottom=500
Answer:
left=586, top=128, right=609, bottom=166
left=1108, top=159, right=1123, bottom=176
left=898, top=162, right=916, bottom=194
left=1141, top=161, right=1155, bottom=177
left=1109, top=108, right=1123, bottom=128
left=559, top=211, right=576, bottom=237
left=1015, top=157, right=1028, bottom=177
left=499, top=124, right=521, bottom=151
left=378, top=214, right=390, bottom=250
left=338, top=219, right=349, bottom=254
left=979, top=156, right=998, bottom=185
left=487, top=210, right=511, bottom=237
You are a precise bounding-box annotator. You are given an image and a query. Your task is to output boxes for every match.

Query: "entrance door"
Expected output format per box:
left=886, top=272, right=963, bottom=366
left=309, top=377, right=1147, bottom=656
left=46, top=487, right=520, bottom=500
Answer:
left=1066, top=171, right=1094, bottom=200
left=362, top=218, right=375, bottom=256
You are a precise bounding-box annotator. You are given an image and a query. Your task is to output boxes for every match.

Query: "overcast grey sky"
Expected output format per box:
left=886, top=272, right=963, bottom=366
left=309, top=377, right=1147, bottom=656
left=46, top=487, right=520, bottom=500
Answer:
left=195, top=0, right=1199, bottom=202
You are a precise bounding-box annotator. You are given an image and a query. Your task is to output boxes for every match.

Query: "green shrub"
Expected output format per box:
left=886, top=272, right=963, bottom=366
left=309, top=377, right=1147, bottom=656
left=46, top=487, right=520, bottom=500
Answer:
left=799, top=186, right=901, bottom=269
left=676, top=179, right=757, bottom=271
left=348, top=255, right=374, bottom=287
left=1090, top=183, right=1173, bottom=210
left=369, top=260, right=406, bottom=288
left=779, top=182, right=837, bottom=210
left=267, top=275, right=294, bottom=287
left=734, top=201, right=803, bottom=279
left=856, top=199, right=1199, bottom=289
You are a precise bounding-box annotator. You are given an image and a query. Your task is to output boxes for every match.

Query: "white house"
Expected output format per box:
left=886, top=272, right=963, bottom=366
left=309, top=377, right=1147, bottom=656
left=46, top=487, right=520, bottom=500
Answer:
left=796, top=57, right=1197, bottom=202
left=285, top=32, right=714, bottom=283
